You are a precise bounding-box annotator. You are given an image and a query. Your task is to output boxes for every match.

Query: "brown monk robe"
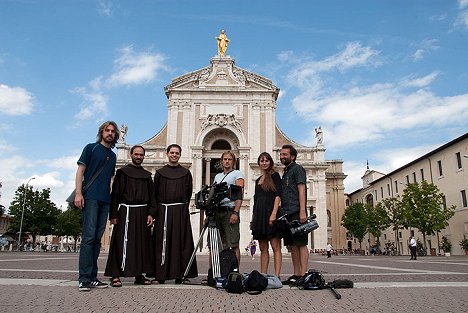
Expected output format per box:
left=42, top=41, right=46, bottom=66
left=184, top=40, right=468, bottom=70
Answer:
left=151, top=164, right=198, bottom=283
left=104, top=164, right=157, bottom=283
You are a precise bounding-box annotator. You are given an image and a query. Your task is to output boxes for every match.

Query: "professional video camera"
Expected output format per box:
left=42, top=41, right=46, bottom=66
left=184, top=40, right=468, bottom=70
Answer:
left=194, top=182, right=243, bottom=215
left=275, top=213, right=319, bottom=236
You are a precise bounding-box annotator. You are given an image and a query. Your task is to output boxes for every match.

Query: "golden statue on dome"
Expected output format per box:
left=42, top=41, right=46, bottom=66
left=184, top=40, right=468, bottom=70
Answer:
left=216, top=29, right=229, bottom=57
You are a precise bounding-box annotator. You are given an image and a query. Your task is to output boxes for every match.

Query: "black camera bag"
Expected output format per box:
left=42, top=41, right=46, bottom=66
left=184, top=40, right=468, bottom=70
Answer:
left=293, top=269, right=326, bottom=290
left=243, top=270, right=268, bottom=294
left=207, top=248, right=238, bottom=286
left=224, top=271, right=244, bottom=294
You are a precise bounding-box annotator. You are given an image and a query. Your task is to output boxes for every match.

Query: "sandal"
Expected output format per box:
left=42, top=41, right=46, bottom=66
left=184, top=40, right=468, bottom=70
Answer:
left=110, top=277, right=122, bottom=287
left=134, top=275, right=151, bottom=285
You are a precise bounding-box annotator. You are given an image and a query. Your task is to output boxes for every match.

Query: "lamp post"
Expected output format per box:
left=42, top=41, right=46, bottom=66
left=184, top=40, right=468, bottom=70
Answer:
left=17, top=177, right=35, bottom=251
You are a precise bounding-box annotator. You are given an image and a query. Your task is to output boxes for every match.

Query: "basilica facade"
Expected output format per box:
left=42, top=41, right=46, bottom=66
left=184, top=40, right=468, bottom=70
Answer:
left=114, top=54, right=347, bottom=253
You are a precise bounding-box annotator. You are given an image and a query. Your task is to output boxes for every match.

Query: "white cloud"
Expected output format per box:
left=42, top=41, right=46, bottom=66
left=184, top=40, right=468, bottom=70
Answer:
left=344, top=144, right=440, bottom=193
left=305, top=85, right=468, bottom=148
left=285, top=41, right=381, bottom=91
left=0, top=84, right=34, bottom=115
left=0, top=154, right=79, bottom=210
left=0, top=123, right=11, bottom=132
left=343, top=161, right=367, bottom=192
left=401, top=71, right=439, bottom=88
left=98, top=0, right=114, bottom=16
left=372, top=145, right=439, bottom=173
left=455, top=1, right=468, bottom=29
left=72, top=46, right=168, bottom=121
left=277, top=50, right=294, bottom=62
left=412, top=49, right=424, bottom=61
left=0, top=139, right=17, bottom=154
left=455, top=9, right=468, bottom=29
left=411, top=39, right=439, bottom=62
left=282, top=43, right=468, bottom=149
left=107, top=46, right=168, bottom=87
left=72, top=85, right=108, bottom=121
left=430, top=14, right=447, bottom=22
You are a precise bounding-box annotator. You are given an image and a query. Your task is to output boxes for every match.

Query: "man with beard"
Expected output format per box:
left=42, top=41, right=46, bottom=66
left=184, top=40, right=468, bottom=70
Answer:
left=279, top=144, right=309, bottom=285
left=104, top=145, right=157, bottom=287
left=74, top=121, right=119, bottom=291
left=151, top=144, right=197, bottom=284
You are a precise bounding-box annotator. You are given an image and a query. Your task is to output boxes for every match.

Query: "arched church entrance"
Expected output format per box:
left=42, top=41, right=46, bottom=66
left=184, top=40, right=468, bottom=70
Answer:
left=195, top=128, right=242, bottom=250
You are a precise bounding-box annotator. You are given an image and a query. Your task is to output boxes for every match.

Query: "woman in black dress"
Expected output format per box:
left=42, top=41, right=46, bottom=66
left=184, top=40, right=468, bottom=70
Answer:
left=251, top=152, right=282, bottom=277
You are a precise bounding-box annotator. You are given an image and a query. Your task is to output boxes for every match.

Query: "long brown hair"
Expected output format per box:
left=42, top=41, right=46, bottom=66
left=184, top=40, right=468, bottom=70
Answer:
left=257, top=152, right=277, bottom=192
left=96, top=121, right=120, bottom=148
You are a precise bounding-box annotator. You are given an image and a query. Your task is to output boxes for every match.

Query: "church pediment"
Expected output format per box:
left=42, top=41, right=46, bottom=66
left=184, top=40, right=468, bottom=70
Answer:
left=165, top=56, right=279, bottom=98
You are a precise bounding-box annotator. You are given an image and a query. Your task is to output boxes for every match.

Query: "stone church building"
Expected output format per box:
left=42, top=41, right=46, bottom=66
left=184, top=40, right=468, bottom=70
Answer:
left=114, top=52, right=347, bottom=253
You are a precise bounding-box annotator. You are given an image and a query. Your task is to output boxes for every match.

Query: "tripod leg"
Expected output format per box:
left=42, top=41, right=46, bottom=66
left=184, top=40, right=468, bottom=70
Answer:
left=182, top=222, right=208, bottom=280
left=328, top=286, right=341, bottom=299
left=209, top=227, right=222, bottom=278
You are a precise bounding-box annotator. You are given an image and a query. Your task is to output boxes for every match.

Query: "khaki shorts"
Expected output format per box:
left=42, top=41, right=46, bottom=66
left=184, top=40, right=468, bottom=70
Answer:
left=214, top=209, right=240, bottom=248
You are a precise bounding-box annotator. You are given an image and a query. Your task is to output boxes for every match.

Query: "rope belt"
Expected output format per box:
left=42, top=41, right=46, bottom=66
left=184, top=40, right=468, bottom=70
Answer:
left=118, top=203, right=147, bottom=271
left=160, top=202, right=186, bottom=266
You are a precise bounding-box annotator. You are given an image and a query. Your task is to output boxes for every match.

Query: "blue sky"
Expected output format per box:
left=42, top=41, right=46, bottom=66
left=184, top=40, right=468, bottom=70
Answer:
left=1, top=0, right=467, bottom=210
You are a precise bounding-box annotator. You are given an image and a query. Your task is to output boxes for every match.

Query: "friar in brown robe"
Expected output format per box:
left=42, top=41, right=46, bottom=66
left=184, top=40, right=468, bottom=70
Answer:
left=151, top=144, right=198, bottom=283
left=104, top=145, right=157, bottom=285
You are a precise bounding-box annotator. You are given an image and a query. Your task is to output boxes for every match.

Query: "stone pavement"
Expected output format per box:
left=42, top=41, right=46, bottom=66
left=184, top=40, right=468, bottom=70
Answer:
left=0, top=252, right=467, bottom=313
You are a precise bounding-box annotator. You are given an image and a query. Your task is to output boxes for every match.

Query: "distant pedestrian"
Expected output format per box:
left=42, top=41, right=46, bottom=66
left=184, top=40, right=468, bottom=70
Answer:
left=326, top=243, right=333, bottom=258
left=409, top=236, right=417, bottom=260
left=249, top=239, right=257, bottom=260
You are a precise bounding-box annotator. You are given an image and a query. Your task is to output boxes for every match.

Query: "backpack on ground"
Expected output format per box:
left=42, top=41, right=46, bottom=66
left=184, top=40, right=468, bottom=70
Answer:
left=292, top=269, right=326, bottom=290
left=207, top=248, right=238, bottom=286
left=243, top=270, right=268, bottom=294
left=220, top=248, right=238, bottom=278
left=223, top=271, right=244, bottom=294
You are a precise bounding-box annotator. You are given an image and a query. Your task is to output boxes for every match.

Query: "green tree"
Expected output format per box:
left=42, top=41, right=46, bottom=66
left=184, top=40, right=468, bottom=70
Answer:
left=56, top=207, right=82, bottom=251
left=401, top=181, right=456, bottom=251
left=376, top=197, right=407, bottom=255
left=341, top=202, right=368, bottom=249
left=366, top=202, right=391, bottom=246
left=8, top=184, right=61, bottom=245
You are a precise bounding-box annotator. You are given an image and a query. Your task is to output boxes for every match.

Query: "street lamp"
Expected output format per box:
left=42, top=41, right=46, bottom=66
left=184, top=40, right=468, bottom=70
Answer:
left=17, top=177, right=35, bottom=251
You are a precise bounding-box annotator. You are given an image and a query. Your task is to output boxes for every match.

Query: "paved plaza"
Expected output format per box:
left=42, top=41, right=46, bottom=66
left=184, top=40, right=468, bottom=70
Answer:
left=0, top=251, right=467, bottom=313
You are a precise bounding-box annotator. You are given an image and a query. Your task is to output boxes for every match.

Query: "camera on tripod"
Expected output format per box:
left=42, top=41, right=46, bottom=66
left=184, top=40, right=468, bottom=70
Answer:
left=275, top=213, right=319, bottom=236
left=194, top=182, right=243, bottom=216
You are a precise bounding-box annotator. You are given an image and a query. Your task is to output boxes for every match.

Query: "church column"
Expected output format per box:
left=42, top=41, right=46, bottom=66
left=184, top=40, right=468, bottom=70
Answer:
left=167, top=102, right=179, bottom=144
left=238, top=153, right=249, bottom=198
left=204, top=158, right=211, bottom=186
left=192, top=153, right=203, bottom=192
left=250, top=104, right=261, bottom=160
left=264, top=105, right=274, bottom=153
left=181, top=103, right=191, bottom=157
left=314, top=171, right=328, bottom=251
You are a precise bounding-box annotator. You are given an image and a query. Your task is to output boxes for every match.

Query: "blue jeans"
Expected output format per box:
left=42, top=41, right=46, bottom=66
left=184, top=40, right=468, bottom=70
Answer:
left=79, top=199, right=109, bottom=284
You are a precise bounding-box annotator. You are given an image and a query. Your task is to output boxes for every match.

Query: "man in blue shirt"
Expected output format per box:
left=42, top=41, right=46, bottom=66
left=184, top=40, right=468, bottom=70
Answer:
left=74, top=121, right=119, bottom=291
left=280, top=144, right=308, bottom=285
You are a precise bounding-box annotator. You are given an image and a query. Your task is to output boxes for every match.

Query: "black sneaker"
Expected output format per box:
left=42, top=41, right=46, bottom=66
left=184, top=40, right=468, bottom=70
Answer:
left=90, top=280, right=108, bottom=289
left=282, top=275, right=300, bottom=285
left=78, top=282, right=91, bottom=292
